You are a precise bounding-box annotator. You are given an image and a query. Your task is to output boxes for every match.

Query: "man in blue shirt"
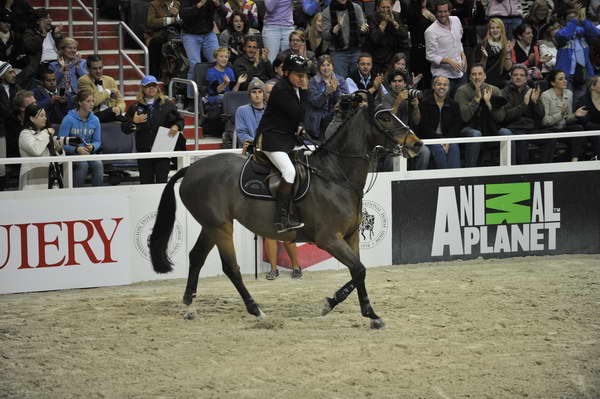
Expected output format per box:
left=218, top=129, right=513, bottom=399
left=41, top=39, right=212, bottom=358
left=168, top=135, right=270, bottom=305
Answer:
left=235, top=77, right=265, bottom=150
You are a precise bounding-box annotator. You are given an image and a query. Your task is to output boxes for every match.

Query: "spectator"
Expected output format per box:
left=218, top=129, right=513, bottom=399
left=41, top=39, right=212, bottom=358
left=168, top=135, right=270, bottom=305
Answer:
left=262, top=0, right=295, bottom=63
left=0, top=12, right=26, bottom=68
left=501, top=64, right=546, bottom=164
left=34, top=70, right=74, bottom=126
left=233, top=36, right=274, bottom=91
left=58, top=89, right=103, bottom=187
left=451, top=0, right=485, bottom=67
left=574, top=75, right=600, bottom=159
left=305, top=54, right=348, bottom=140
left=223, top=0, right=258, bottom=29
left=455, top=63, right=512, bottom=167
left=381, top=69, right=427, bottom=171
left=406, top=0, right=435, bottom=89
left=418, top=75, right=462, bottom=168
left=555, top=8, right=600, bottom=99
left=235, top=77, right=265, bottom=148
left=306, top=12, right=329, bottom=57
left=538, top=21, right=560, bottom=77
left=265, top=239, right=302, bottom=280
left=540, top=69, right=587, bottom=162
left=384, top=52, right=422, bottom=88
left=0, top=0, right=34, bottom=35
left=524, top=0, right=553, bottom=42
left=20, top=8, right=63, bottom=88
left=511, top=23, right=542, bottom=72
left=277, top=30, right=318, bottom=75
left=425, top=0, right=467, bottom=96
left=18, top=104, right=56, bottom=190
left=219, top=12, right=260, bottom=63
left=485, top=0, right=523, bottom=40
left=476, top=18, right=513, bottom=89
left=180, top=0, right=224, bottom=100
left=272, top=53, right=286, bottom=79
left=77, top=55, right=126, bottom=123
left=12, top=89, right=36, bottom=143
left=0, top=61, right=18, bottom=190
left=365, top=0, right=409, bottom=74
left=146, top=0, right=181, bottom=79
left=346, top=53, right=386, bottom=99
left=321, top=0, right=368, bottom=78
left=122, top=75, right=184, bottom=184
left=207, top=47, right=247, bottom=104
left=49, top=38, right=87, bottom=96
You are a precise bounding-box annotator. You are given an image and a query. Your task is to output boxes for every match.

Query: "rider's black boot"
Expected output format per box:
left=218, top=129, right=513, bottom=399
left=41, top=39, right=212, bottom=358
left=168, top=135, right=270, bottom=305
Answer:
left=274, top=182, right=304, bottom=233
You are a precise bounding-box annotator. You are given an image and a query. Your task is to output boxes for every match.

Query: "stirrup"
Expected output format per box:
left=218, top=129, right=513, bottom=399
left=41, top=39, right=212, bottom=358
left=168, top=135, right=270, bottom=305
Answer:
left=275, top=220, right=304, bottom=233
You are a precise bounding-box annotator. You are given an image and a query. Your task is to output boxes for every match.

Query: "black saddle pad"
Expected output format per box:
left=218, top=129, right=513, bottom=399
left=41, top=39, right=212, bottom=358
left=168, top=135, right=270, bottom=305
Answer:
left=239, top=154, right=311, bottom=201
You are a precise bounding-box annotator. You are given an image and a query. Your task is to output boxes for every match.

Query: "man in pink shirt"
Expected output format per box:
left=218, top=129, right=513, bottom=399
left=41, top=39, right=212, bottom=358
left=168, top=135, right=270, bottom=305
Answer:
left=424, top=0, right=467, bottom=96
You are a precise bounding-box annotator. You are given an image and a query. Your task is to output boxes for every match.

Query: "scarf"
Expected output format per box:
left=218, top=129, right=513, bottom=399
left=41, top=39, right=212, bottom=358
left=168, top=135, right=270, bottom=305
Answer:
left=329, top=0, right=359, bottom=50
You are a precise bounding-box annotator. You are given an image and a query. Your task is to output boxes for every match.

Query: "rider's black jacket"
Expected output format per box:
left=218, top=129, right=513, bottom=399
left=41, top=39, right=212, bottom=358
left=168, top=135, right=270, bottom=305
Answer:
left=256, top=78, right=308, bottom=153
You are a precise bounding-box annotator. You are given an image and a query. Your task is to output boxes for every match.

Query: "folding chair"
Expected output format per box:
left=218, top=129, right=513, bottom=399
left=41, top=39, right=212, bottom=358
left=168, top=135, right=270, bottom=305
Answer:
left=221, top=91, right=251, bottom=149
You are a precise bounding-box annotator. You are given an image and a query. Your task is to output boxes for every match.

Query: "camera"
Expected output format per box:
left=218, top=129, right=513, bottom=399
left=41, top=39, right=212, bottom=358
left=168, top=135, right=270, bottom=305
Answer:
left=339, top=92, right=365, bottom=111
left=406, top=87, right=423, bottom=100
left=48, top=136, right=83, bottom=155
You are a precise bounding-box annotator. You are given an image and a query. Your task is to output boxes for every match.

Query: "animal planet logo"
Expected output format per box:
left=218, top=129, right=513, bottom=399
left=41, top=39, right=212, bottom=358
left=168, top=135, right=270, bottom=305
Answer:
left=431, top=181, right=561, bottom=256
left=134, top=212, right=184, bottom=261
left=360, top=200, right=388, bottom=249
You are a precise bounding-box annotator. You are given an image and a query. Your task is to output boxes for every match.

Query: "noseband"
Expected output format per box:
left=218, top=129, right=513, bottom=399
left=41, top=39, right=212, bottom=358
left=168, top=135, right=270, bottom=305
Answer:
left=373, top=108, right=416, bottom=158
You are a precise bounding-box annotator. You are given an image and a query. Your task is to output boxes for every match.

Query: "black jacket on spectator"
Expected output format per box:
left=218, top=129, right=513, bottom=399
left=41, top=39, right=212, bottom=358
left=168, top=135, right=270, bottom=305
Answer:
left=122, top=96, right=184, bottom=152
left=0, top=0, right=35, bottom=34
left=19, top=26, right=63, bottom=88
left=180, top=0, right=224, bottom=35
left=0, top=82, right=20, bottom=156
left=256, top=78, right=308, bottom=153
left=233, top=55, right=274, bottom=91
left=0, top=30, right=27, bottom=69
left=347, top=69, right=375, bottom=91
left=365, top=12, right=409, bottom=73
left=501, top=83, right=545, bottom=132
left=417, top=90, right=461, bottom=139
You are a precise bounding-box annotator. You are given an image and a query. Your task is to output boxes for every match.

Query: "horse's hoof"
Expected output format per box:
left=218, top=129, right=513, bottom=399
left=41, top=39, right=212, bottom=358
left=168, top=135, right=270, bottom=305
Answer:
left=255, top=308, right=267, bottom=320
left=183, top=311, right=197, bottom=320
left=370, top=318, right=386, bottom=330
left=321, top=298, right=333, bottom=316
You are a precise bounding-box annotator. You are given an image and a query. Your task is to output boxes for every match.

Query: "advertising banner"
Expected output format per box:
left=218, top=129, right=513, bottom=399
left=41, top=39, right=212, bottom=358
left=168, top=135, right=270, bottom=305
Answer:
left=392, top=171, right=600, bottom=264
left=0, top=192, right=131, bottom=294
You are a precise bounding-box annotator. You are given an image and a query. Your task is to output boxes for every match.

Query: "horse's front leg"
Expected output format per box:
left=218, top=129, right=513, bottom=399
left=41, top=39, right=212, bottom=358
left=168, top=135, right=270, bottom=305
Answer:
left=319, top=232, right=384, bottom=329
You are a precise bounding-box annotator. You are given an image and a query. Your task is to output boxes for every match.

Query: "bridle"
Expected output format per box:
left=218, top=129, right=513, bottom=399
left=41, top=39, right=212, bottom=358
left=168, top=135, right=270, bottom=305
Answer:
left=372, top=107, right=417, bottom=159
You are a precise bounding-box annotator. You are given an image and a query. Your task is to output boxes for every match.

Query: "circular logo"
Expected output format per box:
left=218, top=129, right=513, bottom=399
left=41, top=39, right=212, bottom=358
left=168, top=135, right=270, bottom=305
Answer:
left=134, top=211, right=184, bottom=261
left=360, top=200, right=388, bottom=249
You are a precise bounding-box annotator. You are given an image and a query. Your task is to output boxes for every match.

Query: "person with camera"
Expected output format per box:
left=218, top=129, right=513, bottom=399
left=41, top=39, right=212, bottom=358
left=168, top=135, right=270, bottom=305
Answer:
left=58, top=89, right=103, bottom=187
left=122, top=75, right=184, bottom=184
left=18, top=104, right=59, bottom=190
left=146, top=0, right=181, bottom=79
left=33, top=70, right=74, bottom=126
left=255, top=54, right=309, bottom=233
left=418, top=75, right=462, bottom=168
left=78, top=55, right=125, bottom=123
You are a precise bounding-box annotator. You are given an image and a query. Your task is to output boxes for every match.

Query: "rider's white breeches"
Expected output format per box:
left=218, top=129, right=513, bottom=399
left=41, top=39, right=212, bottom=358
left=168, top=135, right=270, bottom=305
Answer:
left=263, top=151, right=296, bottom=184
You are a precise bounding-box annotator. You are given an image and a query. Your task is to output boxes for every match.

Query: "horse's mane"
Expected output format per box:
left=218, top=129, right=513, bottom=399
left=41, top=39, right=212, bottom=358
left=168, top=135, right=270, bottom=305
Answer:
left=314, top=90, right=376, bottom=154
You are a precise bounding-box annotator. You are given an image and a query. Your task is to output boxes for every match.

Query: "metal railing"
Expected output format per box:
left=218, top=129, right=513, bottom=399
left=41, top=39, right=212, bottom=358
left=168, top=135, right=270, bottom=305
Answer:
left=67, top=0, right=98, bottom=54
left=117, top=22, right=149, bottom=95
left=168, top=78, right=200, bottom=150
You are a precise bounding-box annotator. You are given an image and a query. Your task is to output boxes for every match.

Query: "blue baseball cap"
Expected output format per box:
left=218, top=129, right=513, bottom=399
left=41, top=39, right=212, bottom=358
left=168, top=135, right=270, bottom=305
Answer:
left=141, top=75, right=158, bottom=86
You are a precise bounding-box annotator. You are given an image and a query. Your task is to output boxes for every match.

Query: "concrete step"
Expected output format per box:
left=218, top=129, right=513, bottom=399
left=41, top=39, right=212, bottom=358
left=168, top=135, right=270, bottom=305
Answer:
left=187, top=137, right=222, bottom=151
left=79, top=49, right=146, bottom=66
left=32, top=0, right=94, bottom=7
left=48, top=6, right=97, bottom=21
left=54, top=20, right=119, bottom=35
left=102, top=65, right=146, bottom=81
left=73, top=35, right=119, bottom=51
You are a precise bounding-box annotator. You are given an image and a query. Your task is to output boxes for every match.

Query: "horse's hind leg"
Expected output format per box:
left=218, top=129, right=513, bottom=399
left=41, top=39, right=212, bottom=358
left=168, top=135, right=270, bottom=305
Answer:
left=213, top=223, right=264, bottom=319
left=181, top=230, right=216, bottom=319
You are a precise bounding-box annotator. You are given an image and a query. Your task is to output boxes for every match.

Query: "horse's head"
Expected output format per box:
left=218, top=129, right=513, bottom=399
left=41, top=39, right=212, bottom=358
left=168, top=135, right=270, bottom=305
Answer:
left=370, top=106, right=423, bottom=159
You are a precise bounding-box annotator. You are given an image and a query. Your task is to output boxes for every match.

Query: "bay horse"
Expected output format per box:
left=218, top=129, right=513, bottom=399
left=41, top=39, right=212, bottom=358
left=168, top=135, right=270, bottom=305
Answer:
left=150, top=96, right=422, bottom=329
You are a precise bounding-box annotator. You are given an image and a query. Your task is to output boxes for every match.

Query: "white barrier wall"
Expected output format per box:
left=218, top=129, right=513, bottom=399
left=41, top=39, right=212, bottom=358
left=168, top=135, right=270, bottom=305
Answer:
left=0, top=177, right=392, bottom=295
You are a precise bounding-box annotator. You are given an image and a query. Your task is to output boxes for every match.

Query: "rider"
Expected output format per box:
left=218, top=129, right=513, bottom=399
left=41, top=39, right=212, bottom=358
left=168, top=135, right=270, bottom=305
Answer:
left=256, top=54, right=309, bottom=233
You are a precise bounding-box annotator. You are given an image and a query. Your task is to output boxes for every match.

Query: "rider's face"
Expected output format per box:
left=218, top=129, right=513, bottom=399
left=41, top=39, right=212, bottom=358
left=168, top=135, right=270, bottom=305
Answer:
left=287, top=71, right=307, bottom=88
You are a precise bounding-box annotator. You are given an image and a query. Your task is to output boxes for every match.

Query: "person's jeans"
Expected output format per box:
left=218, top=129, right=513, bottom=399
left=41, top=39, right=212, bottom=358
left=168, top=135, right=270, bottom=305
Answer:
left=262, top=24, right=295, bottom=63
left=497, top=16, right=523, bottom=40
left=410, top=144, right=431, bottom=170
left=330, top=49, right=360, bottom=79
left=182, top=32, right=219, bottom=98
left=73, top=160, right=104, bottom=187
left=461, top=127, right=514, bottom=167
left=428, top=144, right=461, bottom=168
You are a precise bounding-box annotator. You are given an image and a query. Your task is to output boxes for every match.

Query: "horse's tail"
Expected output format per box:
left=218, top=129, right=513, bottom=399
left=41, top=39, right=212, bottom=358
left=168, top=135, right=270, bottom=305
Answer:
left=150, top=167, right=188, bottom=274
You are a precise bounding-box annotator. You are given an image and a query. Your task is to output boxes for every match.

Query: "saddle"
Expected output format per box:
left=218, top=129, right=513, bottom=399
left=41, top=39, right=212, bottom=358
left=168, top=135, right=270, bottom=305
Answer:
left=239, top=150, right=311, bottom=201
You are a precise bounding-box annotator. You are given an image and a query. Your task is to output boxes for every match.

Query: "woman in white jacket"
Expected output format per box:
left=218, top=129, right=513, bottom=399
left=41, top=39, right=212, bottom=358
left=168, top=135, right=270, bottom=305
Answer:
left=18, top=104, right=60, bottom=190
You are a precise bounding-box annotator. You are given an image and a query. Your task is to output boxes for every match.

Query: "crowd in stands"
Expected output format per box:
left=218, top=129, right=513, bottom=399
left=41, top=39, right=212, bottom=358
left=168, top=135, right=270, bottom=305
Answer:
left=1, top=0, right=600, bottom=191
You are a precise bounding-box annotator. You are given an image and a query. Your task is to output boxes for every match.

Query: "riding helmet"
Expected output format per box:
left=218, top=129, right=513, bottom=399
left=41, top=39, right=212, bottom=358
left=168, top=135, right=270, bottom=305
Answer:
left=282, top=54, right=309, bottom=74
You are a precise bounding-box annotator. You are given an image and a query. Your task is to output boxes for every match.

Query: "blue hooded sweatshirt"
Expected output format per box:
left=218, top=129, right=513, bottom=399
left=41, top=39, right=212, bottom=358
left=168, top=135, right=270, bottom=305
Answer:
left=58, top=109, right=102, bottom=154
